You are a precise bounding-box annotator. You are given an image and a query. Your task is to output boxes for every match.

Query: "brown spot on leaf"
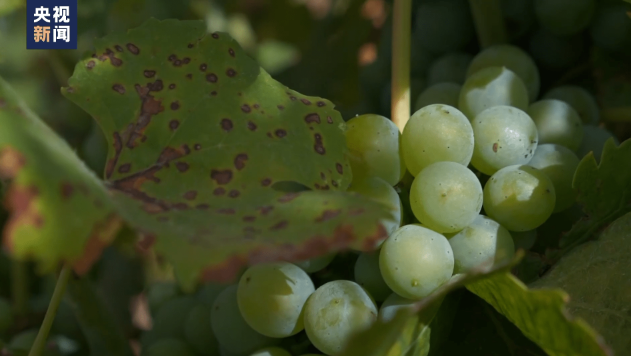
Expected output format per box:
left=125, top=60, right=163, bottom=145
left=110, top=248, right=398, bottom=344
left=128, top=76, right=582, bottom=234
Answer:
left=228, top=48, right=235, bottom=57
left=316, top=209, right=341, bottom=222
left=305, top=113, right=320, bottom=124
left=275, top=129, right=287, bottom=138
left=221, top=118, right=233, bottom=131
left=105, top=132, right=123, bottom=179
left=169, top=120, right=180, bottom=130
left=87, top=60, right=95, bottom=69
left=211, top=91, right=217, bottom=96
left=261, top=178, right=272, bottom=186
left=336, top=163, right=343, bottom=174
left=207, top=73, right=218, bottom=83
left=349, top=208, right=365, bottom=216
left=289, top=95, right=297, bottom=101
left=115, top=45, right=123, bottom=52
left=118, top=163, right=131, bottom=173
left=72, top=214, right=123, bottom=275
left=0, top=147, right=26, bottom=179
left=98, top=48, right=123, bottom=66
left=124, top=83, right=164, bottom=148
left=277, top=105, right=284, bottom=110
left=314, top=133, right=325, bottom=155
left=211, top=169, right=233, bottom=185
left=169, top=84, right=176, bottom=90
left=174, top=59, right=183, bottom=67
left=270, top=220, right=288, bottom=230
left=493, top=143, right=498, bottom=153
left=149, top=80, right=163, bottom=92
left=170, top=101, right=180, bottom=110
left=218, top=208, right=236, bottom=215
left=112, top=84, right=125, bottom=94
left=182, top=191, right=197, bottom=200
left=327, top=116, right=333, bottom=124
left=243, top=216, right=256, bottom=222
left=332, top=180, right=338, bottom=187
left=247, top=121, right=257, bottom=131
left=228, top=190, right=240, bottom=198
left=144, top=70, right=156, bottom=78
left=234, top=154, right=248, bottom=170
left=2, top=185, right=44, bottom=252
left=300, top=99, right=311, bottom=105
left=183, top=58, right=191, bottom=64
left=259, top=205, right=274, bottom=215
left=214, top=187, right=226, bottom=196
left=211, top=32, right=219, bottom=39
left=194, top=144, right=202, bottom=150
left=126, top=43, right=140, bottom=54
left=186, top=73, right=192, bottom=79
left=175, top=162, right=189, bottom=172
left=278, top=193, right=300, bottom=203
left=200, top=63, right=207, bottom=71
left=241, top=104, right=251, bottom=113
left=60, top=182, right=74, bottom=199
left=317, top=101, right=326, bottom=107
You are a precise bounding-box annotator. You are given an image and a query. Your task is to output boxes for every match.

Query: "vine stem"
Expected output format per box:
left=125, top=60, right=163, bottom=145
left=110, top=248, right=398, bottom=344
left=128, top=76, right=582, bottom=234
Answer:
left=468, top=0, right=507, bottom=48
left=28, top=264, right=72, bottom=356
left=391, top=0, right=412, bottom=132
left=11, top=259, right=29, bottom=317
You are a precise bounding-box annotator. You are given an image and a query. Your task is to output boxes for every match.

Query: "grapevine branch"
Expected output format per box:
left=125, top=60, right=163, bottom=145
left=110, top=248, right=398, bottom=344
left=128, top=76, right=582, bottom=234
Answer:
left=391, top=0, right=412, bottom=132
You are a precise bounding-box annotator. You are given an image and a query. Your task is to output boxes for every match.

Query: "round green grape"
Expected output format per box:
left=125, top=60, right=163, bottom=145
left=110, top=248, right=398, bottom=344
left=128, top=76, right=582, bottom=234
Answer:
left=145, top=338, right=196, bottom=356
left=484, top=165, right=556, bottom=231
left=380, top=224, right=454, bottom=300
left=427, top=52, right=473, bottom=85
left=510, top=229, right=537, bottom=251
left=184, top=304, right=220, bottom=356
left=348, top=176, right=402, bottom=239
left=345, top=114, right=406, bottom=186
left=295, top=254, right=336, bottom=273
left=527, top=99, right=583, bottom=151
left=543, top=86, right=599, bottom=125
left=470, top=106, right=539, bottom=175
left=146, top=281, right=181, bottom=315
left=410, top=162, right=483, bottom=233
left=414, top=83, right=461, bottom=111
left=303, top=280, right=377, bottom=356
left=211, top=285, right=279, bottom=355
left=466, top=44, right=540, bottom=101
left=528, top=144, right=580, bottom=212
left=446, top=215, right=515, bottom=273
left=238, top=262, right=315, bottom=338
left=354, top=251, right=392, bottom=302
left=402, top=104, right=473, bottom=177
left=379, top=293, right=416, bottom=323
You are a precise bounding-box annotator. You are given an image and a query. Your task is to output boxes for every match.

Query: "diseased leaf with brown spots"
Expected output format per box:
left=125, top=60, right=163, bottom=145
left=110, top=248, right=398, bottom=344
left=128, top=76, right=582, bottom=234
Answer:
left=0, top=77, right=120, bottom=274
left=62, top=19, right=394, bottom=288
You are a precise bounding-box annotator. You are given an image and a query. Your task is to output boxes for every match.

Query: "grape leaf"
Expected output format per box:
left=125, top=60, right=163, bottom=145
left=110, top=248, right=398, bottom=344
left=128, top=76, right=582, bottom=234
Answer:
left=557, top=138, right=631, bottom=252
left=467, top=274, right=612, bottom=356
left=0, top=77, right=120, bottom=274
left=62, top=19, right=393, bottom=288
left=531, top=212, right=631, bottom=355
left=339, top=252, right=524, bottom=356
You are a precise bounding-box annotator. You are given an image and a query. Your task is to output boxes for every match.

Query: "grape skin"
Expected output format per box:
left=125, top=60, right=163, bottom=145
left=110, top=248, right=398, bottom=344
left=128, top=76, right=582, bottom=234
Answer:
left=303, top=280, right=378, bottom=356
left=402, top=104, right=474, bottom=177
left=528, top=144, right=580, bottom=213
left=543, top=86, right=600, bottom=125
left=527, top=99, right=583, bottom=151
left=413, top=83, right=462, bottom=111
left=238, top=262, right=315, bottom=338
left=211, top=285, right=279, bottom=355
left=466, top=44, right=540, bottom=101
left=483, top=165, right=556, bottom=231
left=348, top=176, right=402, bottom=239
left=378, top=293, right=416, bottom=323
left=379, top=224, right=454, bottom=300
left=410, top=162, right=483, bottom=233
left=577, top=125, right=620, bottom=162
left=470, top=106, right=539, bottom=176
left=427, top=52, right=473, bottom=85
left=345, top=114, right=406, bottom=186
left=458, top=66, right=529, bottom=120
left=184, top=304, right=220, bottom=356
left=445, top=215, right=515, bottom=274
left=354, top=252, right=392, bottom=302
left=295, top=254, right=336, bottom=274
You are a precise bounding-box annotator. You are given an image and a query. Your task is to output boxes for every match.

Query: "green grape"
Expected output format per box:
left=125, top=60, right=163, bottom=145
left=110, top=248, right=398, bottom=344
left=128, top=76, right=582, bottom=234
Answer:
left=0, top=297, right=12, bottom=334
left=458, top=66, right=529, bottom=120
left=380, top=224, right=454, bottom=300
left=427, top=52, right=473, bottom=85
left=402, top=104, right=473, bottom=176
left=446, top=215, right=515, bottom=274
left=412, top=0, right=474, bottom=54
left=378, top=293, right=416, bottom=323
left=543, top=86, right=600, bottom=125
left=413, top=83, right=461, bottom=111
left=410, top=162, right=483, bottom=233
left=303, top=280, right=377, bottom=356
left=144, top=338, right=195, bottom=356
left=590, top=3, right=631, bottom=53
left=184, top=304, right=220, bottom=356
left=528, top=144, right=580, bottom=213
left=142, top=296, right=197, bottom=348
left=466, top=44, right=540, bottom=101
left=534, top=0, right=595, bottom=35
left=249, top=347, right=292, bottom=356
left=501, top=0, right=536, bottom=39
left=196, top=282, right=228, bottom=308
left=146, top=281, right=181, bottom=314
left=471, top=106, right=539, bottom=176
left=528, top=28, right=584, bottom=70
left=510, top=230, right=537, bottom=250
left=354, top=252, right=391, bottom=302
left=484, top=165, right=556, bottom=231
left=238, top=262, right=315, bottom=338
left=345, top=114, right=406, bottom=186
left=527, top=100, right=583, bottom=151
left=295, top=254, right=336, bottom=273
left=577, top=125, right=620, bottom=161
left=211, top=285, right=279, bottom=355
left=348, top=176, right=402, bottom=238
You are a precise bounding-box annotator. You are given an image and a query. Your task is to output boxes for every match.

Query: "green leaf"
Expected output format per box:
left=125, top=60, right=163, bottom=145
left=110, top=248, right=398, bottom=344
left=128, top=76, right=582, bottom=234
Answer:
left=531, top=212, right=631, bottom=355
left=467, top=274, right=611, bottom=356
left=339, top=252, right=524, bottom=356
left=0, top=77, right=120, bottom=274
left=558, top=138, right=631, bottom=251
left=62, top=19, right=393, bottom=288
left=0, top=0, right=23, bottom=17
